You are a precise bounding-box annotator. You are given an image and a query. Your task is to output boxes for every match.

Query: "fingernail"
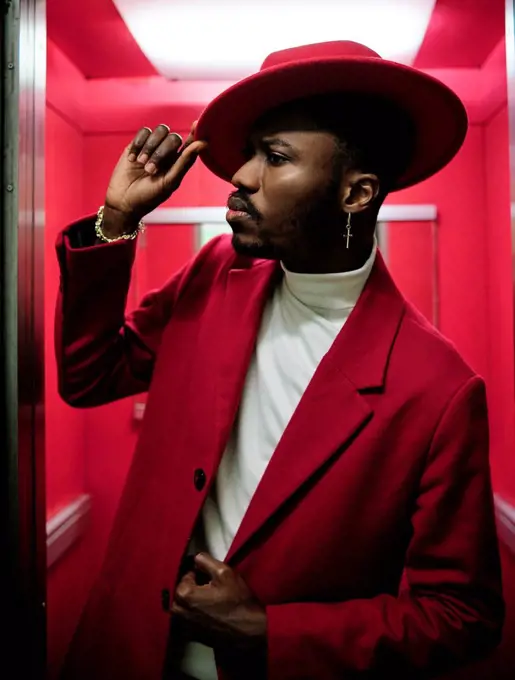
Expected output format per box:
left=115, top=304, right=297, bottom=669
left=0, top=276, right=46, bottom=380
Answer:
left=128, top=153, right=136, bottom=162
left=138, top=153, right=149, bottom=164
left=145, top=162, right=156, bottom=175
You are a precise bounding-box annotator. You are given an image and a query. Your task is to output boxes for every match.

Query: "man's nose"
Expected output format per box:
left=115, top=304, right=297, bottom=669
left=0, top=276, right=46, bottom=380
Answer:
left=231, top=156, right=260, bottom=192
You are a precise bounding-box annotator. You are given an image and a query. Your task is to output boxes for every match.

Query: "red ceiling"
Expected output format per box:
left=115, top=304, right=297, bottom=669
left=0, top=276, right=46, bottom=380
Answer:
left=46, top=0, right=157, bottom=78
left=414, top=0, right=506, bottom=68
left=47, top=0, right=506, bottom=80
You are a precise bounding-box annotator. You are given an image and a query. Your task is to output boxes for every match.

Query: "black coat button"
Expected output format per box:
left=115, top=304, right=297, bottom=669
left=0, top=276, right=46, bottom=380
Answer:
left=194, top=468, right=206, bottom=491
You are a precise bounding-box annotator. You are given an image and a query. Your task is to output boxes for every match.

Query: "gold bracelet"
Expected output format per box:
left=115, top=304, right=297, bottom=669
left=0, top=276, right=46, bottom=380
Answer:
left=94, top=205, right=145, bottom=243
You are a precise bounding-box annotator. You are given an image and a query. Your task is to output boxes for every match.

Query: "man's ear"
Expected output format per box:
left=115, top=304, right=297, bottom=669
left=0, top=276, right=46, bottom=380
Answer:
left=340, top=170, right=380, bottom=214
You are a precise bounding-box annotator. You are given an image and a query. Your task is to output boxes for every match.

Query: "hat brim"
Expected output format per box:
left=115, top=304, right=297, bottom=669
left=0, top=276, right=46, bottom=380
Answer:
left=195, top=56, right=468, bottom=192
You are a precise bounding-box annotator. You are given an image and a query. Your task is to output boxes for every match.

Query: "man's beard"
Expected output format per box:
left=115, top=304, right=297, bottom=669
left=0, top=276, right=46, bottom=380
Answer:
left=231, top=231, right=277, bottom=259
left=231, top=176, right=343, bottom=261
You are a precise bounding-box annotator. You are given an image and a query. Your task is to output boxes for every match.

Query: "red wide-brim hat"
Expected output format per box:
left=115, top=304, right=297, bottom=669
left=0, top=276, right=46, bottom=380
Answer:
left=195, top=41, right=468, bottom=192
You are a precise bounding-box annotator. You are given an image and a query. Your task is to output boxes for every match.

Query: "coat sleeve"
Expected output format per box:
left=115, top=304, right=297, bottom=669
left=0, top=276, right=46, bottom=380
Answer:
left=55, top=216, right=222, bottom=408
left=265, top=376, right=504, bottom=679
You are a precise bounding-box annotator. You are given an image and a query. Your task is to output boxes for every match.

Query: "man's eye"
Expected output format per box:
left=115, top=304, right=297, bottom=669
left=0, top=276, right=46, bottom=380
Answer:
left=267, top=152, right=287, bottom=166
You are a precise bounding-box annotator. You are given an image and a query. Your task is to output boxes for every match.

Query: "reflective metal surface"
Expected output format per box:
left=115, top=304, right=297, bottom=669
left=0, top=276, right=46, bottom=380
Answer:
left=2, top=0, right=47, bottom=675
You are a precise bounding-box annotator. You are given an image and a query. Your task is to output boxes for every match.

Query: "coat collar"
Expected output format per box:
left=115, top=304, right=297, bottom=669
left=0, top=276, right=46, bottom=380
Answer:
left=215, top=249, right=406, bottom=564
left=227, top=248, right=405, bottom=391
left=328, top=250, right=406, bottom=391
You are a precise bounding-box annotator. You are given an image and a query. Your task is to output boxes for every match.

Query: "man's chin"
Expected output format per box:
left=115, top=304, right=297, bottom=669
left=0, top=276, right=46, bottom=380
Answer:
left=231, top=234, right=277, bottom=260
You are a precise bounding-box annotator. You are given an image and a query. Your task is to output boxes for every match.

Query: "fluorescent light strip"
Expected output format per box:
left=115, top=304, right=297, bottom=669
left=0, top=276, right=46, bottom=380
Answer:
left=144, top=205, right=438, bottom=224
left=114, top=0, right=437, bottom=80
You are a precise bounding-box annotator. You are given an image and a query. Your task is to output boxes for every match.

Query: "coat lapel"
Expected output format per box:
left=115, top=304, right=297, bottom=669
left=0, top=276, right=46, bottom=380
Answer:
left=213, top=256, right=281, bottom=460
left=224, top=252, right=406, bottom=564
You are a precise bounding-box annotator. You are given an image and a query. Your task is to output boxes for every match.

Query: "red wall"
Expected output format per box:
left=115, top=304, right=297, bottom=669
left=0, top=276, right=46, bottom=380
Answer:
left=45, top=42, right=95, bottom=679
left=388, top=104, right=515, bottom=500
left=386, top=221, right=435, bottom=325
left=45, top=45, right=87, bottom=520
left=45, top=39, right=515, bottom=678
left=390, top=125, right=490, bottom=378
left=484, top=104, right=515, bottom=500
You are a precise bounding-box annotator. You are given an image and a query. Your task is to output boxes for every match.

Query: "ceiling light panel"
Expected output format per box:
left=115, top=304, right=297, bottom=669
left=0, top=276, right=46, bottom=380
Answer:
left=113, top=0, right=437, bottom=80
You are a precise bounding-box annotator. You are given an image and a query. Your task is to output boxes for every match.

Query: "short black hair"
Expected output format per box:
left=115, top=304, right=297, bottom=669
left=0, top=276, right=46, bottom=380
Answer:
left=265, top=92, right=416, bottom=195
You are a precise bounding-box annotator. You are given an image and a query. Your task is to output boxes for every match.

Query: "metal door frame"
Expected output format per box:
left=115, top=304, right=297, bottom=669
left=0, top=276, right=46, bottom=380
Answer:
left=1, top=0, right=47, bottom=676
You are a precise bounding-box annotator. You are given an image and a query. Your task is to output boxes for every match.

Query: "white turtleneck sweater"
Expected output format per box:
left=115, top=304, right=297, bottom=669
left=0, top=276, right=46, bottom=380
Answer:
left=181, top=242, right=377, bottom=679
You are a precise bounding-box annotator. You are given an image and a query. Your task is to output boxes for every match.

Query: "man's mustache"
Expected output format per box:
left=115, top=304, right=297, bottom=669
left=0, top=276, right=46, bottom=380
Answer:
left=227, top=191, right=260, bottom=219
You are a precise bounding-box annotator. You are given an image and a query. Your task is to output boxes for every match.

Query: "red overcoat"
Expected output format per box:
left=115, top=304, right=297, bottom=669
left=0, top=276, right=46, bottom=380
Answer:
left=56, top=218, right=503, bottom=679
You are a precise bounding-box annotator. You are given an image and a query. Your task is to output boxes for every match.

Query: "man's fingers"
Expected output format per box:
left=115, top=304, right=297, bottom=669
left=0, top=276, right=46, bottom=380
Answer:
left=127, top=127, right=152, bottom=161
left=175, top=571, right=197, bottom=605
left=143, top=133, right=183, bottom=176
left=194, top=552, right=228, bottom=581
left=136, top=124, right=177, bottom=165
left=180, top=120, right=199, bottom=151
left=127, top=121, right=201, bottom=160
left=174, top=569, right=216, bottom=612
left=163, top=140, right=208, bottom=191
left=123, top=123, right=206, bottom=199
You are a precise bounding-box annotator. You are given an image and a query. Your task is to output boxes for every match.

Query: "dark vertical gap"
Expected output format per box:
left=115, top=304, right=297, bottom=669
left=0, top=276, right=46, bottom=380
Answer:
left=1, top=0, right=46, bottom=676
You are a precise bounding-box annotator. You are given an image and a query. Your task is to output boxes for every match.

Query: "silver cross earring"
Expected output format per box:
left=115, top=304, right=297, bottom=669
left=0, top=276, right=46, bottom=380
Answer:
left=344, top=213, right=353, bottom=249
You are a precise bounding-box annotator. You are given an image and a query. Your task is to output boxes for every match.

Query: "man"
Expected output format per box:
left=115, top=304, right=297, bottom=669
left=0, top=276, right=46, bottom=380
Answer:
left=57, top=41, right=504, bottom=680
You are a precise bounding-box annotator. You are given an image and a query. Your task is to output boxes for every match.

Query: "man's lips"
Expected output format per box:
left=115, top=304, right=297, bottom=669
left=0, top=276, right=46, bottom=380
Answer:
left=227, top=197, right=253, bottom=214
left=226, top=208, right=252, bottom=221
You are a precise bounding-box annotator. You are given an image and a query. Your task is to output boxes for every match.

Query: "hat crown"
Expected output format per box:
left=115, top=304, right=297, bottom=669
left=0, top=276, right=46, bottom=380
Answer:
left=261, top=41, right=382, bottom=71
